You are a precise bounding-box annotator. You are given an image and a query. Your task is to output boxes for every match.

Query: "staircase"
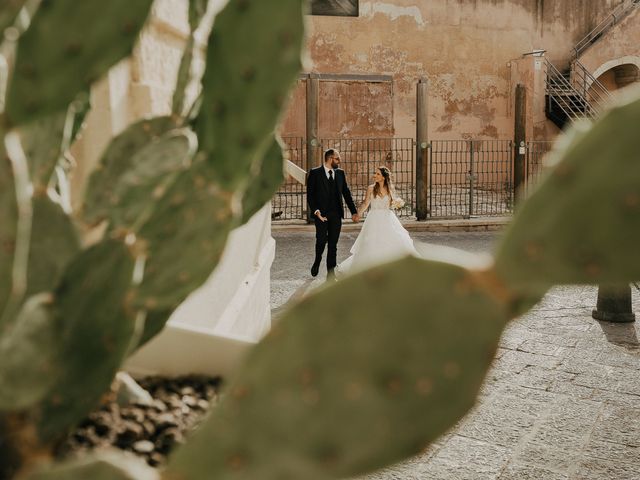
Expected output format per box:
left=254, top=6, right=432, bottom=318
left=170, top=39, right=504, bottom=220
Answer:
left=545, top=0, right=639, bottom=129
left=573, top=0, right=640, bottom=59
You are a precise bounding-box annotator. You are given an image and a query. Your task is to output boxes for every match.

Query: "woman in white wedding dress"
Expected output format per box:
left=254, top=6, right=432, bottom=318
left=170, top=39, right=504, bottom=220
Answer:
left=336, top=166, right=418, bottom=277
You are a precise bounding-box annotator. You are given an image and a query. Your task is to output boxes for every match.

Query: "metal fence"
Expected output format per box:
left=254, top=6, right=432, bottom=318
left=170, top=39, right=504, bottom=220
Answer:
left=428, top=140, right=514, bottom=219
left=272, top=137, right=554, bottom=222
left=319, top=138, right=415, bottom=219
left=272, top=137, right=415, bottom=220
left=525, top=141, right=553, bottom=196
left=272, top=137, right=306, bottom=221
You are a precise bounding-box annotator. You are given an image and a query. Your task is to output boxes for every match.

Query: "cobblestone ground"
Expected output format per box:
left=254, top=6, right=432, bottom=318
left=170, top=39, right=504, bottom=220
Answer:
left=271, top=230, right=640, bottom=480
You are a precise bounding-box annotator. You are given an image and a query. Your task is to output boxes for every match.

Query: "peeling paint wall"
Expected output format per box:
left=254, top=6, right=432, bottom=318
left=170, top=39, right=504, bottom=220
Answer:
left=287, top=0, right=624, bottom=140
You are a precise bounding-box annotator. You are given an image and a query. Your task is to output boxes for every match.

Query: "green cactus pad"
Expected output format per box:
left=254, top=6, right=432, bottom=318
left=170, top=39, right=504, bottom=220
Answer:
left=24, top=450, right=159, bottom=480
left=26, top=195, right=80, bottom=297
left=16, top=113, right=65, bottom=188
left=6, top=0, right=154, bottom=126
left=32, top=239, right=138, bottom=441
left=0, top=294, right=58, bottom=410
left=0, top=0, right=26, bottom=35
left=0, top=148, right=18, bottom=320
left=195, top=0, right=304, bottom=189
left=167, top=257, right=509, bottom=479
left=134, top=162, right=234, bottom=311
left=106, top=128, right=196, bottom=231
left=241, top=136, right=285, bottom=224
left=82, top=117, right=179, bottom=226
left=495, top=91, right=640, bottom=288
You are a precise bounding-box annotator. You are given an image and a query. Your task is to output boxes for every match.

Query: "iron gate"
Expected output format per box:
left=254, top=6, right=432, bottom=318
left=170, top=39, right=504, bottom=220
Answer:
left=427, top=140, right=514, bottom=219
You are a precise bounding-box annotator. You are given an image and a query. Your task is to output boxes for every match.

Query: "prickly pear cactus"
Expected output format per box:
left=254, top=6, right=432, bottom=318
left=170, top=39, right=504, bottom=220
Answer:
left=5, top=0, right=638, bottom=479
left=0, top=0, right=304, bottom=477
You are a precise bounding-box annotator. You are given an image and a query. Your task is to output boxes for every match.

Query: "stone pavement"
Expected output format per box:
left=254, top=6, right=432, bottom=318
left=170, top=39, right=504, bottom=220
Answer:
left=271, top=230, right=640, bottom=480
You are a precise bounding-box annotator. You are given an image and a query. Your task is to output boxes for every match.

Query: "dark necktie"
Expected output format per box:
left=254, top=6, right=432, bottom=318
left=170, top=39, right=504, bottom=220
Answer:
left=329, top=170, right=334, bottom=182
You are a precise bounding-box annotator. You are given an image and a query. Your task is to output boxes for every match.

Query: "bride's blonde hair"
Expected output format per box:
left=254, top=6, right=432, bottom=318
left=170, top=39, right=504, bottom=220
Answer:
left=373, top=166, right=394, bottom=204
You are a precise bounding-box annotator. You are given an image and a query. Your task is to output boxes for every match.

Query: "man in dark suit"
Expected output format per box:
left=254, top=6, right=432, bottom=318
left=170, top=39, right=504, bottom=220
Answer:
left=307, top=148, right=359, bottom=280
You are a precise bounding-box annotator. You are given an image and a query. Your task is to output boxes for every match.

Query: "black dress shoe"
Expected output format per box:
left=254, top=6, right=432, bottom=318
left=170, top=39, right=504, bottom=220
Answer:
left=311, top=261, right=320, bottom=277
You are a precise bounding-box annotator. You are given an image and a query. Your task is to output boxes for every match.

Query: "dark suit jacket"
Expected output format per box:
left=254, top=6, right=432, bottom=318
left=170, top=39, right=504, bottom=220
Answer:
left=307, top=166, right=357, bottom=219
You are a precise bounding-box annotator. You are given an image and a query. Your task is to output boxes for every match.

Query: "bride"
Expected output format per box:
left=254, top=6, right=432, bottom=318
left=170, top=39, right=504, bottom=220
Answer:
left=336, top=166, right=418, bottom=277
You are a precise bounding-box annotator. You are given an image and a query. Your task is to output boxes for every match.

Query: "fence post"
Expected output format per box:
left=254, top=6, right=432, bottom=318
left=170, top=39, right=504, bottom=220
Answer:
left=514, top=84, right=527, bottom=204
left=306, top=74, right=319, bottom=222
left=416, top=78, right=429, bottom=220
left=306, top=74, right=319, bottom=171
left=468, top=141, right=475, bottom=218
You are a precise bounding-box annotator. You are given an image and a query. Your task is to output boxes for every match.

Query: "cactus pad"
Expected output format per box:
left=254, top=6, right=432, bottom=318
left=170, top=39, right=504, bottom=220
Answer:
left=32, top=239, right=138, bottom=441
left=25, top=195, right=80, bottom=297
left=105, top=128, right=196, bottom=231
left=6, top=0, right=154, bottom=126
left=167, top=257, right=509, bottom=479
left=0, top=294, right=58, bottom=410
left=82, top=117, right=179, bottom=226
left=195, top=0, right=304, bottom=189
left=495, top=92, right=640, bottom=288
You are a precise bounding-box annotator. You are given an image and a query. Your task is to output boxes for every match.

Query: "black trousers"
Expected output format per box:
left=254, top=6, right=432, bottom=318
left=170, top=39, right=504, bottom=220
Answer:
left=314, top=211, right=342, bottom=272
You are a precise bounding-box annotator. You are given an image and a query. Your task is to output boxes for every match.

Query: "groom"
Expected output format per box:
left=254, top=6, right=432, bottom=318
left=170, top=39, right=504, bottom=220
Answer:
left=307, top=148, right=359, bottom=279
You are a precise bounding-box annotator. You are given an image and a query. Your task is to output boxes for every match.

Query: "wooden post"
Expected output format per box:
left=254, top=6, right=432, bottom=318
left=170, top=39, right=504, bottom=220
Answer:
left=513, top=84, right=527, bottom=204
left=306, top=74, right=319, bottom=171
left=305, top=74, right=319, bottom=222
left=416, top=78, right=429, bottom=220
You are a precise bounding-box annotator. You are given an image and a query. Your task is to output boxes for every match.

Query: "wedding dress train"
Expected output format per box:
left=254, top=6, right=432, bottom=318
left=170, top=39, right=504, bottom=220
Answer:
left=336, top=194, right=418, bottom=276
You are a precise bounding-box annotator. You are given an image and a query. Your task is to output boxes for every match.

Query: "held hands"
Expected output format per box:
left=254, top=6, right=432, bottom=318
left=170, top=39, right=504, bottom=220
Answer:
left=352, top=214, right=360, bottom=223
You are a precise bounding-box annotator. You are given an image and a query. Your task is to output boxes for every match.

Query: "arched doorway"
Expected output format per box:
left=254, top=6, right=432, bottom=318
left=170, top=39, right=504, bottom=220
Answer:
left=596, top=63, right=640, bottom=91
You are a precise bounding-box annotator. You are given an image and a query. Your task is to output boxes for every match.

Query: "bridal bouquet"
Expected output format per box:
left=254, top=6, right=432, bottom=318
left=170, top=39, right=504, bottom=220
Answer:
left=391, top=197, right=405, bottom=210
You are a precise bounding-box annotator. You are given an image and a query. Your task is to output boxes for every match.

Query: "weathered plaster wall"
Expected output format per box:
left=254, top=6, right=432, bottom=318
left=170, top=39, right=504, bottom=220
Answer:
left=299, top=0, right=622, bottom=140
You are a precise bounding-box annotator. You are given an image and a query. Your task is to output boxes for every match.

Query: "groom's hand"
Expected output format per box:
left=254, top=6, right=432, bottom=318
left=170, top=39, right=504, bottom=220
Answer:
left=315, top=211, right=327, bottom=222
left=352, top=214, right=360, bottom=222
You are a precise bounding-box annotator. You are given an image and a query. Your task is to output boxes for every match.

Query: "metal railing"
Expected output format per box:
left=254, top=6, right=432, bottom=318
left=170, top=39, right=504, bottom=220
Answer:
left=571, top=60, right=612, bottom=111
left=427, top=140, right=513, bottom=219
left=573, top=0, right=640, bottom=58
left=544, top=59, right=595, bottom=122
